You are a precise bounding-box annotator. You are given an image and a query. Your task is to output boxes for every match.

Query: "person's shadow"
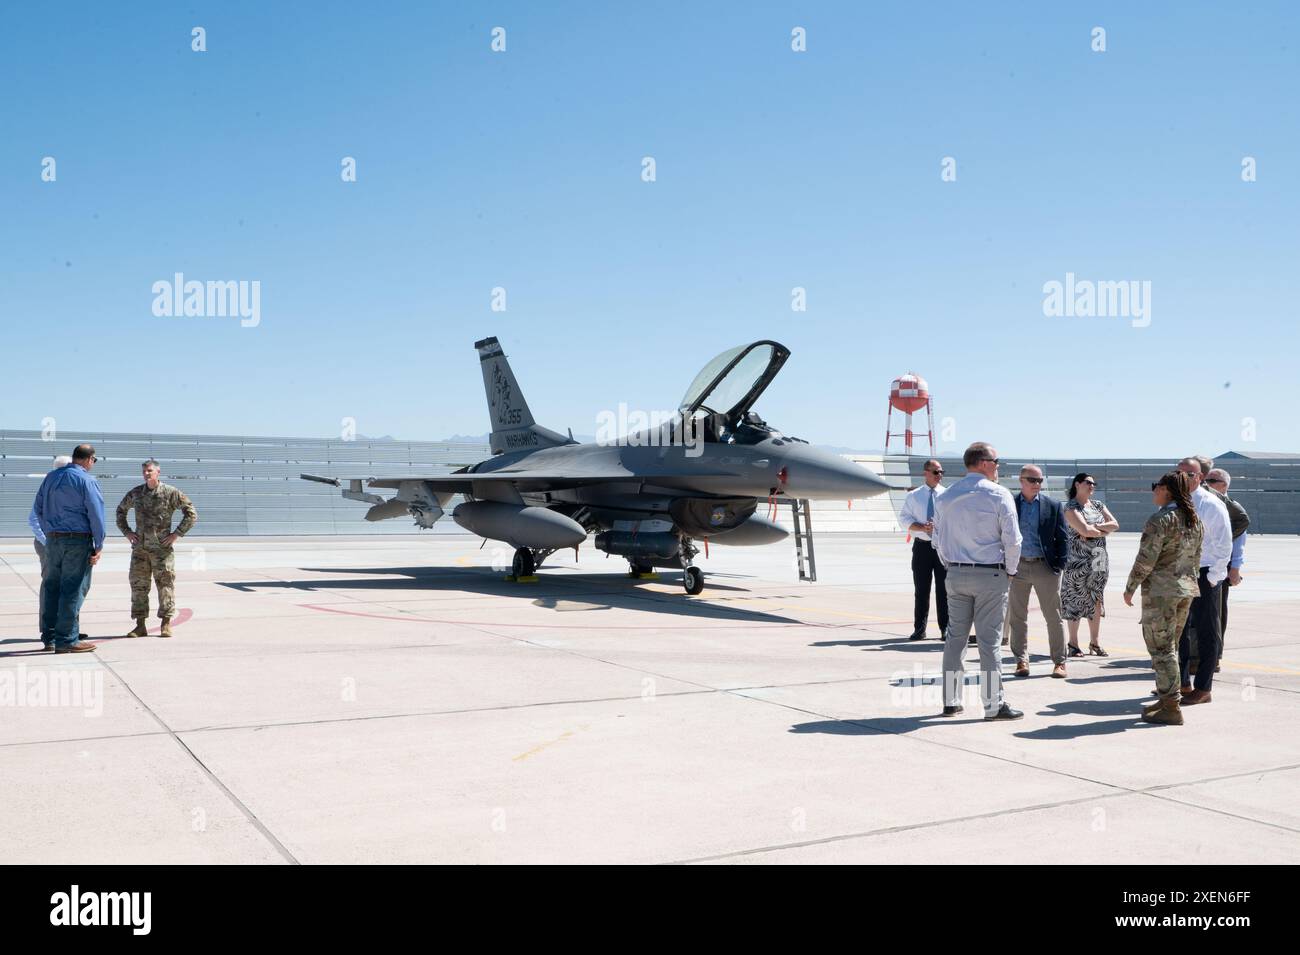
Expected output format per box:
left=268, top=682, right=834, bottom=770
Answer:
left=1012, top=697, right=1154, bottom=740
left=790, top=716, right=945, bottom=737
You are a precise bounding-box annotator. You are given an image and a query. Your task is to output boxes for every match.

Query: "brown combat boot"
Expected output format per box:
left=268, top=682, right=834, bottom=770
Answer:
left=1143, top=695, right=1173, bottom=715
left=1142, top=697, right=1184, bottom=725
left=125, top=619, right=148, bottom=638
left=159, top=618, right=173, bottom=638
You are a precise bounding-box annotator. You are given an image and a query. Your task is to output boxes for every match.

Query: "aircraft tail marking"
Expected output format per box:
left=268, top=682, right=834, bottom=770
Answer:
left=475, top=336, right=571, bottom=455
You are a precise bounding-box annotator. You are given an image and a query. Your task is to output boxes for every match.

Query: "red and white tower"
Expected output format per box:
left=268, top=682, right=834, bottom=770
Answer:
left=885, top=373, right=935, bottom=457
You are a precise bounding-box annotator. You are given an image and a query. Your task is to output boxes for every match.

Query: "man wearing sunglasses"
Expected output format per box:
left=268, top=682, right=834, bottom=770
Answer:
left=932, top=442, right=1023, bottom=721
left=31, top=444, right=105, bottom=653
left=898, top=459, right=948, bottom=640
left=1007, top=465, right=1071, bottom=678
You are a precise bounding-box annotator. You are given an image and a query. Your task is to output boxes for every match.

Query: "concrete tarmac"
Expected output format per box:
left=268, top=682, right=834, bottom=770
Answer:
left=2, top=532, right=1297, bottom=864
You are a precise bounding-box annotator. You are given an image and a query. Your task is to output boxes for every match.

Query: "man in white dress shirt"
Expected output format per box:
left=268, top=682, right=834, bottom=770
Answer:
left=1175, top=457, right=1232, bottom=705
left=898, top=459, right=948, bottom=640
left=932, top=442, right=1023, bottom=721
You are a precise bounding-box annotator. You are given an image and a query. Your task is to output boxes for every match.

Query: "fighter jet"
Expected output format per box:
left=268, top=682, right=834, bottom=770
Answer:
left=302, top=337, right=889, bottom=594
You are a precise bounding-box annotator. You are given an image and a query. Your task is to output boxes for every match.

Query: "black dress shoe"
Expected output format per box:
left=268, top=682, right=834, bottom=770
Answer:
left=984, top=704, right=1024, bottom=721
left=908, top=631, right=926, bottom=641
left=941, top=705, right=964, bottom=717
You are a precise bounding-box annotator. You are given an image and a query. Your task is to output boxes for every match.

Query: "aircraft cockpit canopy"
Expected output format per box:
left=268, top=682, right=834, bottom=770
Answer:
left=677, top=341, right=791, bottom=435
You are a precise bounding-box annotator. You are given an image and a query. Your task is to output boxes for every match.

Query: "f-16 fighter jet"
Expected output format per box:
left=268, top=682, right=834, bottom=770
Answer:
left=303, top=337, right=889, bottom=594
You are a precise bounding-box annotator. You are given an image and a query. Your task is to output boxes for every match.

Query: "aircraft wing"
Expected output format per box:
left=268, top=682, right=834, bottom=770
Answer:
left=302, top=469, right=742, bottom=495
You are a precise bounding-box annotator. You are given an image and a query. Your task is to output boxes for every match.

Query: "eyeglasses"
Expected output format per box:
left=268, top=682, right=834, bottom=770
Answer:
left=928, top=469, right=944, bottom=475
left=981, top=457, right=1000, bottom=465
left=1207, top=478, right=1226, bottom=486
left=1081, top=480, right=1096, bottom=487
left=1022, top=477, right=1043, bottom=484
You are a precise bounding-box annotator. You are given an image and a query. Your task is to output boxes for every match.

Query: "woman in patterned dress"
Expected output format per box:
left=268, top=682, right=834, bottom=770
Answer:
left=1062, top=472, right=1120, bottom=656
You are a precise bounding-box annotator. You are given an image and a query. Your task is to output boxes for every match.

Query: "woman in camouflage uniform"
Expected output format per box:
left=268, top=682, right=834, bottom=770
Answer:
left=1122, top=471, right=1202, bottom=725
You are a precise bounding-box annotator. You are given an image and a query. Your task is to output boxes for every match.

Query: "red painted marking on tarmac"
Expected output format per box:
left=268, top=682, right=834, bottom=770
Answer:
left=296, top=603, right=860, bottom=631
left=148, top=607, right=192, bottom=635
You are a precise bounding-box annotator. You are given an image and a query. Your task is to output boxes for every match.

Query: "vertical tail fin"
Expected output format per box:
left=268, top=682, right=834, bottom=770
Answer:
left=474, top=337, right=571, bottom=454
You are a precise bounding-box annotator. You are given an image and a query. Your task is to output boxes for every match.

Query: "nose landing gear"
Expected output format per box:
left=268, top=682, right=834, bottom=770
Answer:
left=679, top=538, right=705, bottom=595
left=683, top=565, right=705, bottom=595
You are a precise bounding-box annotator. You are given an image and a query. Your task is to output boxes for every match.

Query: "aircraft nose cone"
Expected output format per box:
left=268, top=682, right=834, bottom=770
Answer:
left=783, top=450, right=891, bottom=500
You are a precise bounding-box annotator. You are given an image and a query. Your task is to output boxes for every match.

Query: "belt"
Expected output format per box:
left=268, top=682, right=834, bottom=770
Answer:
left=949, top=562, right=1005, bottom=570
left=48, top=532, right=91, bottom=538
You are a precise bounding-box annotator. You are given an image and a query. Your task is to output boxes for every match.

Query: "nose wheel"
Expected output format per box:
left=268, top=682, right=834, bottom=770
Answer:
left=677, top=536, right=704, bottom=595
left=683, top=565, right=704, bottom=595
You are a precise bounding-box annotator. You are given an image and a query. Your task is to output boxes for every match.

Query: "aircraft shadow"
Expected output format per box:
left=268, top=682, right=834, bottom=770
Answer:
left=296, top=566, right=754, bottom=594
left=216, top=566, right=804, bottom=625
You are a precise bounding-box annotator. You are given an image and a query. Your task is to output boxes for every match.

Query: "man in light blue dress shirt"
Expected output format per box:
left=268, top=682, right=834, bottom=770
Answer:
left=897, top=460, right=948, bottom=640
left=932, top=442, right=1023, bottom=721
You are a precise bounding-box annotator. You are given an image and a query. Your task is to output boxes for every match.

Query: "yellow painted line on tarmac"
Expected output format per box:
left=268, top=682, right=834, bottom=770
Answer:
left=513, top=727, right=586, bottom=762
left=1033, top=641, right=1300, bottom=679
left=1218, top=659, right=1300, bottom=677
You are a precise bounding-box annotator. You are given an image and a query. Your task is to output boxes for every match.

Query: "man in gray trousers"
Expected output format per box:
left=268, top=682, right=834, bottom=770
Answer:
left=932, top=442, right=1024, bottom=721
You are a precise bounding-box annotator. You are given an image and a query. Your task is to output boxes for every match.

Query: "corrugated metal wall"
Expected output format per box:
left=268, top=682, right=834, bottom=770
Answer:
left=0, top=430, right=490, bottom=536
left=904, top=456, right=1300, bottom=534
left=5, top=431, right=1295, bottom=537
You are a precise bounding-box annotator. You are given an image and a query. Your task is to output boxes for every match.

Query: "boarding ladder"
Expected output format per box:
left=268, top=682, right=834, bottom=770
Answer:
left=791, top=498, right=817, bottom=582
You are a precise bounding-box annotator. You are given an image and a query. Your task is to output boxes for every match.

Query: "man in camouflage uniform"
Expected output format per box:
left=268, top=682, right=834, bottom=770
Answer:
left=1123, top=480, right=1203, bottom=725
left=116, top=459, right=198, bottom=638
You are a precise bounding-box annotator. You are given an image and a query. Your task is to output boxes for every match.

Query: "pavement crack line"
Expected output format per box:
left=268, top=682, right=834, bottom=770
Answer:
left=441, top=613, right=1300, bottom=855
left=8, top=550, right=1297, bottom=862
left=93, top=656, right=301, bottom=865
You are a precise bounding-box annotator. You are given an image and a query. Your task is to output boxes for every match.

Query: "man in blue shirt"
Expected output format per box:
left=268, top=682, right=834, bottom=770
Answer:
left=28, top=454, right=92, bottom=645
left=32, top=444, right=106, bottom=652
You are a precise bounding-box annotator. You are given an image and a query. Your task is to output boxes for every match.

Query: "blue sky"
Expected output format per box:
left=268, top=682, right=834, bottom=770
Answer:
left=3, top=2, right=1296, bottom=457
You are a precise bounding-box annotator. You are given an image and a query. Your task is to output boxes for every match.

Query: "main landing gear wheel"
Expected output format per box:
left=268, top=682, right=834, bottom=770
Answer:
left=683, top=565, right=705, bottom=595
left=512, top=548, right=535, bottom=578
